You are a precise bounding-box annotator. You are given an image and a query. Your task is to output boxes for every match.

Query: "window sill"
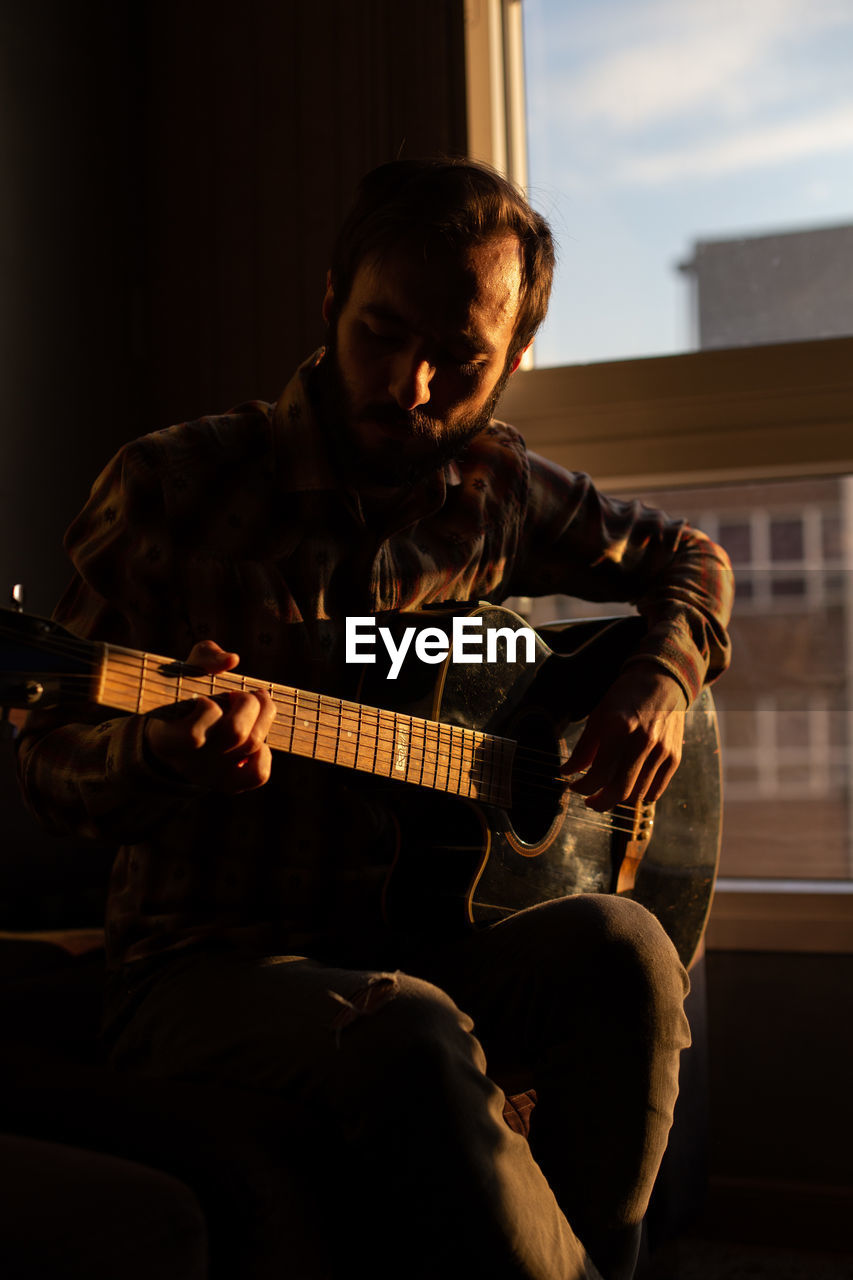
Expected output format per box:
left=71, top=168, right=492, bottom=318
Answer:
left=497, top=336, right=853, bottom=490
left=705, top=878, right=853, bottom=952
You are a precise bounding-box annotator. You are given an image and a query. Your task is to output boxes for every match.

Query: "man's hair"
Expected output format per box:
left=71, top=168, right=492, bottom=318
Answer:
left=328, top=157, right=555, bottom=362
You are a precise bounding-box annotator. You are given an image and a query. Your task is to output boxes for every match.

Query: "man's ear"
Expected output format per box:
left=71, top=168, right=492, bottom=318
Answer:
left=508, top=340, right=532, bottom=376
left=322, top=270, right=334, bottom=326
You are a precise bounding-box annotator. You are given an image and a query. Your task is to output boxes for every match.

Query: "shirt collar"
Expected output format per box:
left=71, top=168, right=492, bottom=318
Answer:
left=270, top=350, right=339, bottom=493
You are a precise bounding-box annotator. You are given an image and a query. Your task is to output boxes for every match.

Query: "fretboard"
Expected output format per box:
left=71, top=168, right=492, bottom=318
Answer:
left=97, top=643, right=515, bottom=807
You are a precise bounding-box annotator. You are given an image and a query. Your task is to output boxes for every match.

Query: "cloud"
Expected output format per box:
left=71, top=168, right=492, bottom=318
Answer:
left=537, top=0, right=852, bottom=133
left=613, top=104, right=853, bottom=184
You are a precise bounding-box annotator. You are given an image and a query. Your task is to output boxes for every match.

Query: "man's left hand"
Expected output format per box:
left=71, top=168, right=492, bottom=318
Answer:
left=562, top=664, right=687, bottom=812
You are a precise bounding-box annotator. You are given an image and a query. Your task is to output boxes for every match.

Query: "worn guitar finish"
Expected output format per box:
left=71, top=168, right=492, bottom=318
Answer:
left=0, top=603, right=721, bottom=966
left=359, top=605, right=721, bottom=967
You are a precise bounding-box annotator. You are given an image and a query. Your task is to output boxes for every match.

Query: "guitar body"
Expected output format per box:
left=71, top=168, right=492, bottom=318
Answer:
left=361, top=605, right=721, bottom=968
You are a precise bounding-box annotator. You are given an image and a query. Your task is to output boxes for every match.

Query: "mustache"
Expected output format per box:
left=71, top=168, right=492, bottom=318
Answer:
left=354, top=403, right=439, bottom=435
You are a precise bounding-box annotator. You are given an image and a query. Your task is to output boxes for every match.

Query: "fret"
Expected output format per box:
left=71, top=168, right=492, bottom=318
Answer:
left=445, top=724, right=458, bottom=792
left=283, top=691, right=297, bottom=754
left=404, top=716, right=420, bottom=783
left=473, top=732, right=490, bottom=802
left=437, top=724, right=454, bottom=793
left=281, top=691, right=322, bottom=762
left=332, top=698, right=341, bottom=766
left=390, top=713, right=411, bottom=780
left=137, top=652, right=146, bottom=714
left=354, top=704, right=371, bottom=773
left=428, top=722, right=443, bottom=790
left=450, top=725, right=465, bottom=795
left=371, top=709, right=392, bottom=777
left=310, top=692, right=322, bottom=761
left=423, top=720, right=441, bottom=790
left=461, top=730, right=475, bottom=794
left=337, top=699, right=360, bottom=770
left=453, top=727, right=468, bottom=796
left=460, top=728, right=473, bottom=794
left=290, top=689, right=308, bottom=757
left=366, top=706, right=381, bottom=775
left=308, top=692, right=322, bottom=760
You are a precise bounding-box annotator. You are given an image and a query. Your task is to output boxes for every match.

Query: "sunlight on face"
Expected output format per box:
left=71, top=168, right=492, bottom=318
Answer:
left=320, top=236, right=524, bottom=486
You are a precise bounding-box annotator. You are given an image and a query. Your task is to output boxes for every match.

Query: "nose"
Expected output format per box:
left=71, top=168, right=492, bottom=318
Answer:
left=389, top=353, right=435, bottom=411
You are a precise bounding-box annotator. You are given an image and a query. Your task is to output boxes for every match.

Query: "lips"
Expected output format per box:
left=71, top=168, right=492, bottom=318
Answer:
left=357, top=406, right=440, bottom=440
left=358, top=408, right=416, bottom=434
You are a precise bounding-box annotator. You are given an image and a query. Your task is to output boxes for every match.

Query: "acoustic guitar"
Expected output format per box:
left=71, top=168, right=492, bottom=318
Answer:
left=0, top=602, right=721, bottom=966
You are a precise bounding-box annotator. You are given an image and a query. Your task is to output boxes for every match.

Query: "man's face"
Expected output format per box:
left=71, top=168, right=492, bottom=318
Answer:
left=319, top=234, right=525, bottom=487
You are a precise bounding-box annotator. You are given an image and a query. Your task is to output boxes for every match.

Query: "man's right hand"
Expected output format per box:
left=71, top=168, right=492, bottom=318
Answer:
left=143, top=640, right=276, bottom=793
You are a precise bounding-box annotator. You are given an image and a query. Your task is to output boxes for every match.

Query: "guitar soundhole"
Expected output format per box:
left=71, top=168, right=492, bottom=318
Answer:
left=509, top=710, right=564, bottom=845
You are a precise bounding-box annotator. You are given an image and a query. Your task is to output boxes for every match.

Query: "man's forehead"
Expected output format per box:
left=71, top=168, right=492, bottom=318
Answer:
left=352, top=235, right=522, bottom=347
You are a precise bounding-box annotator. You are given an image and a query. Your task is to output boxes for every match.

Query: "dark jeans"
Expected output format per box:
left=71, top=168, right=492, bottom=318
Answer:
left=106, top=895, right=690, bottom=1280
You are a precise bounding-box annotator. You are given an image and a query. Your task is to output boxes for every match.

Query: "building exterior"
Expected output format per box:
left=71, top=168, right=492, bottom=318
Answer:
left=678, top=223, right=853, bottom=350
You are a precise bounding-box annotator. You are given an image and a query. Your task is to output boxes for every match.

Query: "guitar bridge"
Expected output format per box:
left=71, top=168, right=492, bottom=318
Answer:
left=613, top=801, right=655, bottom=895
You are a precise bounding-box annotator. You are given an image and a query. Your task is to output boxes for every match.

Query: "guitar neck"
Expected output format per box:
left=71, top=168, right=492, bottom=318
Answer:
left=98, top=643, right=515, bottom=807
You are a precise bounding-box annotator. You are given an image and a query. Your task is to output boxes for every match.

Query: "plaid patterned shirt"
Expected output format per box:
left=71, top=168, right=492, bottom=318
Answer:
left=18, top=351, right=733, bottom=966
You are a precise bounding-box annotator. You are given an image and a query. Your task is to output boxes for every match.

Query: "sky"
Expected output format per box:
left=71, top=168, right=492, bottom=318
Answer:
left=523, top=0, right=853, bottom=365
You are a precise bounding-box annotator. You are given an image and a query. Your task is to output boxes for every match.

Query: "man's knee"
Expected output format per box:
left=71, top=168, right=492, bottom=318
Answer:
left=577, top=894, right=686, bottom=979
left=576, top=896, right=691, bottom=1052
left=518, top=894, right=690, bottom=1021
left=328, top=970, right=477, bottom=1063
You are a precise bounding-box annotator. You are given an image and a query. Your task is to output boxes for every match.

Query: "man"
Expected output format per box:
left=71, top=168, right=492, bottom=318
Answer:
left=19, top=159, right=732, bottom=1280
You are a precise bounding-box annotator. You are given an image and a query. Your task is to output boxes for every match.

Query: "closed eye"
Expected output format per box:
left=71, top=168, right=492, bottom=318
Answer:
left=453, top=359, right=486, bottom=379
left=362, top=320, right=403, bottom=346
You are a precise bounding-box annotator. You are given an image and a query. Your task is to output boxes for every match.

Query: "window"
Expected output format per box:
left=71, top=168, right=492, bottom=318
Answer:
left=465, top=0, right=853, bottom=947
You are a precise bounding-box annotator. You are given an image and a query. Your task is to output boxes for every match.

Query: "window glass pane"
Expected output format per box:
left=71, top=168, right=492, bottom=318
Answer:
left=718, top=521, right=752, bottom=565
left=516, top=474, right=853, bottom=880
left=522, top=0, right=853, bottom=366
left=770, top=518, right=804, bottom=561
left=770, top=576, right=807, bottom=598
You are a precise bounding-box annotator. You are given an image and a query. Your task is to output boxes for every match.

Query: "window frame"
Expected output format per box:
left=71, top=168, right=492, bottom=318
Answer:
left=496, top=337, right=853, bottom=492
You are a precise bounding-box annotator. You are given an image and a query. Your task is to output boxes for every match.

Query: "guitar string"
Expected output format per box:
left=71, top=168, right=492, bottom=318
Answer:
left=9, top=638, right=651, bottom=830
left=7, top=628, right=619, bottom=779
left=16, top=657, right=648, bottom=827
left=83, top=661, right=645, bottom=817
left=93, top=653, right=641, bottom=800
left=19, top=695, right=646, bottom=843
left=13, top=639, right=642, bottom=799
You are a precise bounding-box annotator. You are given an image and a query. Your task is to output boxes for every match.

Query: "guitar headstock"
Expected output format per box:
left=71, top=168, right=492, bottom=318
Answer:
left=0, top=606, right=91, bottom=710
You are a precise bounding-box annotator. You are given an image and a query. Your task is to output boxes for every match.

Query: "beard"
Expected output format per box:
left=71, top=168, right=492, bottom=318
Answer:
left=311, top=326, right=512, bottom=490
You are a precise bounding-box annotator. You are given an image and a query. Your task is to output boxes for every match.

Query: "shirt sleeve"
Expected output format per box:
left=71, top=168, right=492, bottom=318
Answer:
left=16, top=437, right=205, bottom=842
left=507, top=450, right=734, bottom=704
